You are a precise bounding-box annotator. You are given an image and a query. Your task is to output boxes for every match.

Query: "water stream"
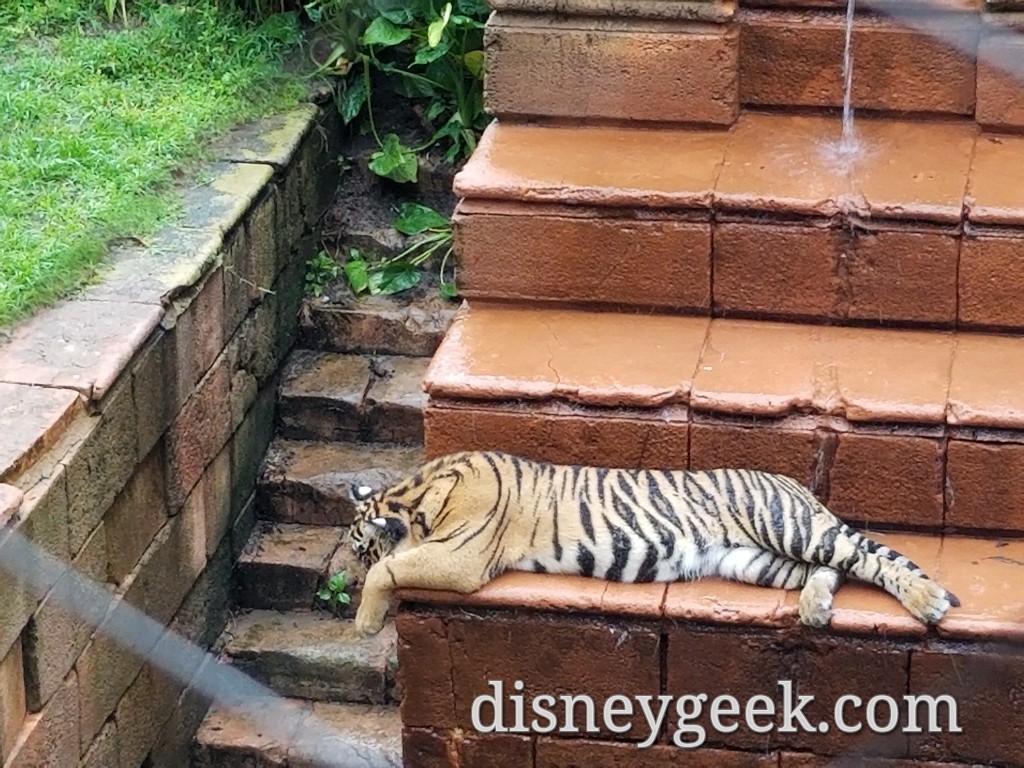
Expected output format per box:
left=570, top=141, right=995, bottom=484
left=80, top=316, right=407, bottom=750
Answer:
left=836, top=0, right=861, bottom=161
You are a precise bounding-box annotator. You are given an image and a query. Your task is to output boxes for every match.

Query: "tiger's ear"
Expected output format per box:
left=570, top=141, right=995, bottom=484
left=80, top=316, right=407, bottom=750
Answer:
left=350, top=484, right=375, bottom=502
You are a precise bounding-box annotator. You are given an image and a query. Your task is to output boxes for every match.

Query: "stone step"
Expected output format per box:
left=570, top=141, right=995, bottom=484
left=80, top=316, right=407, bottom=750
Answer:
left=394, top=532, right=1024, bottom=766
left=257, top=438, right=426, bottom=526
left=482, top=5, right=1014, bottom=129
left=298, top=290, right=458, bottom=358
left=277, top=351, right=429, bottom=444
left=234, top=522, right=346, bottom=612
left=222, top=609, right=399, bottom=705
left=423, top=301, right=1024, bottom=534
left=452, top=116, right=1024, bottom=331
left=191, top=698, right=402, bottom=767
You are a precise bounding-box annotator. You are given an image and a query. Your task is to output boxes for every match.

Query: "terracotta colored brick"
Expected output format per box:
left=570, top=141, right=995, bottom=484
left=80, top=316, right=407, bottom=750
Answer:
left=104, top=443, right=168, bottom=585
left=166, top=356, right=232, bottom=511
left=781, top=753, right=969, bottom=767
left=713, top=221, right=840, bottom=320
left=976, top=32, right=1024, bottom=131
left=946, top=440, right=1024, bottom=531
left=230, top=381, right=277, bottom=513
left=425, top=404, right=689, bottom=469
left=0, top=384, right=80, bottom=483
left=844, top=229, right=959, bottom=325
left=198, top=443, right=232, bottom=557
left=665, top=626, right=789, bottom=750
left=485, top=14, right=738, bottom=124
left=448, top=612, right=660, bottom=741
left=537, top=737, right=777, bottom=767
left=23, top=521, right=107, bottom=712
left=402, top=728, right=452, bottom=768
left=781, top=636, right=908, bottom=756
left=5, top=671, right=78, bottom=767
left=395, top=614, right=456, bottom=729
left=909, top=647, right=1024, bottom=764
left=740, top=11, right=976, bottom=114
left=959, top=235, right=1024, bottom=330
left=455, top=205, right=711, bottom=311
left=689, top=420, right=820, bottom=488
left=828, top=432, right=944, bottom=529
left=0, top=638, right=26, bottom=762
left=458, top=732, right=533, bottom=767
left=170, top=535, right=233, bottom=649
left=947, top=333, right=1024, bottom=431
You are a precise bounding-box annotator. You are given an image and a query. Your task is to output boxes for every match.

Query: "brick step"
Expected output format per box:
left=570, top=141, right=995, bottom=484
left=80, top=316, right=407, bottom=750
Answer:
left=257, top=438, right=426, bottom=526
left=277, top=351, right=429, bottom=444
left=394, top=530, right=1024, bottom=765
left=424, top=302, right=1024, bottom=534
left=191, top=698, right=401, bottom=767
left=452, top=115, right=1024, bottom=331
left=482, top=6, right=1017, bottom=129
left=221, top=609, right=399, bottom=705
left=298, top=291, right=458, bottom=358
left=234, top=522, right=349, bottom=611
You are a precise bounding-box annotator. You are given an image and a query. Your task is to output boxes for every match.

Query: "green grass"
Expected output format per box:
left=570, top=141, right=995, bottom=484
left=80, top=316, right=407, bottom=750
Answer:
left=0, top=1, right=310, bottom=328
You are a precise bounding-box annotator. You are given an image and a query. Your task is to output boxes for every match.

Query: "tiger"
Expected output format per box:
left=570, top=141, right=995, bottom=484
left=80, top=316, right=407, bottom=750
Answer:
left=343, top=450, right=960, bottom=637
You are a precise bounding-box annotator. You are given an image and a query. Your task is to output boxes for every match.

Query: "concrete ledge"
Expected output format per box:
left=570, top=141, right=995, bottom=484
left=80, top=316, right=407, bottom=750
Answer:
left=0, top=94, right=342, bottom=767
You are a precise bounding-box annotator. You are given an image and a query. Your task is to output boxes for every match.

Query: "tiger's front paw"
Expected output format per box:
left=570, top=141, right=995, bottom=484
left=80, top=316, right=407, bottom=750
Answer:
left=354, top=599, right=388, bottom=636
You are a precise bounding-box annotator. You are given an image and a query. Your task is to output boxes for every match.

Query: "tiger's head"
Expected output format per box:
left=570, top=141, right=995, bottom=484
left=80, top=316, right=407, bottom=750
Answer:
left=342, top=456, right=467, bottom=567
left=344, top=482, right=407, bottom=567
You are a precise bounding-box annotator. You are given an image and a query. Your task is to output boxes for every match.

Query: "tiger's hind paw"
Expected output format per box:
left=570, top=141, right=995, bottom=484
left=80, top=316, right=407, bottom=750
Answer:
left=904, top=578, right=959, bottom=625
left=798, top=580, right=834, bottom=628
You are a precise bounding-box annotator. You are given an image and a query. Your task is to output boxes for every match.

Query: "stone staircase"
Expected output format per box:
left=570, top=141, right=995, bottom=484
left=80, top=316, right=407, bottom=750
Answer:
left=192, top=1, right=1024, bottom=765
left=189, top=293, right=456, bottom=766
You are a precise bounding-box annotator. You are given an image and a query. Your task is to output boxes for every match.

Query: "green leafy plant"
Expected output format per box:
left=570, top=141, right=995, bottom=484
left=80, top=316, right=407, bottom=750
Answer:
left=342, top=202, right=456, bottom=298
left=317, top=570, right=352, bottom=615
left=305, top=0, right=491, bottom=182
left=305, top=250, right=339, bottom=297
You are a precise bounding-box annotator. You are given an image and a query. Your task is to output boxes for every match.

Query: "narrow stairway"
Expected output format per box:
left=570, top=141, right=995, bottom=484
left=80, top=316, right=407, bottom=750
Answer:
left=189, top=290, right=456, bottom=767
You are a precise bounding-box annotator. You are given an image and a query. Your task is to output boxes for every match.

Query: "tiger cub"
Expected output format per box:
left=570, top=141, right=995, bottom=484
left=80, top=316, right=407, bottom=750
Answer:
left=344, top=450, right=959, bottom=636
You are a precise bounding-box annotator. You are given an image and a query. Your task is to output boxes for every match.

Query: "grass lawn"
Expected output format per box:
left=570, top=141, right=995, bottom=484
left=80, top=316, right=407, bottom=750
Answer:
left=0, top=0, right=311, bottom=329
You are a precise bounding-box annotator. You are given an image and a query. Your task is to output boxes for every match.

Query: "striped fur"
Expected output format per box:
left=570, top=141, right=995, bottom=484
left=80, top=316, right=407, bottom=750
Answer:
left=345, top=451, right=960, bottom=636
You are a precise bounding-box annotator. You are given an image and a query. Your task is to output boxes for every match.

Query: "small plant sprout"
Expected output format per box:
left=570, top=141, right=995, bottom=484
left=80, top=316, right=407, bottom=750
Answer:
left=305, top=250, right=339, bottom=297
left=317, top=570, right=352, bottom=616
left=342, top=203, right=457, bottom=299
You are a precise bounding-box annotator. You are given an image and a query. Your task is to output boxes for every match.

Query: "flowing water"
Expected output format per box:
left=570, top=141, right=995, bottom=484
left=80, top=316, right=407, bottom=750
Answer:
left=838, top=0, right=860, bottom=158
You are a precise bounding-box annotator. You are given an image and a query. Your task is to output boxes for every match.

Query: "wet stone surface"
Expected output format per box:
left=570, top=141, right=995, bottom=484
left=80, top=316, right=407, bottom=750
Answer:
left=258, top=439, right=425, bottom=526
left=278, top=351, right=429, bottom=445
left=223, top=610, right=399, bottom=705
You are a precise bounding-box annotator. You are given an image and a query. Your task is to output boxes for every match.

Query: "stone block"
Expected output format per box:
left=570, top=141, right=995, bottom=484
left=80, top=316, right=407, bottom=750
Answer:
left=4, top=670, right=78, bottom=766
left=0, top=638, right=26, bottom=763
left=23, top=521, right=108, bottom=712
left=104, top=442, right=168, bottom=585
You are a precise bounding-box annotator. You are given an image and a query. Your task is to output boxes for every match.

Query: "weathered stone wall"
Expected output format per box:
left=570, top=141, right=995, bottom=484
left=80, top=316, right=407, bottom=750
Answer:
left=0, top=97, right=340, bottom=766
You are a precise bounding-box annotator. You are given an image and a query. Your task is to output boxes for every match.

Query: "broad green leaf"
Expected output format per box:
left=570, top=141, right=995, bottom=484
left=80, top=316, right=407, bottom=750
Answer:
left=303, top=1, right=323, bottom=22
left=339, top=75, right=367, bottom=124
left=426, top=100, right=446, bottom=121
left=362, top=17, right=412, bottom=47
left=427, top=3, right=452, bottom=48
left=343, top=256, right=370, bottom=294
left=337, top=593, right=352, bottom=605
left=414, top=37, right=452, bottom=65
left=316, top=588, right=331, bottom=601
left=439, top=281, right=459, bottom=299
left=394, top=203, right=449, bottom=235
left=368, top=134, right=418, bottom=183
left=455, top=0, right=491, bottom=16
left=463, top=50, right=485, bottom=78
left=378, top=264, right=422, bottom=295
